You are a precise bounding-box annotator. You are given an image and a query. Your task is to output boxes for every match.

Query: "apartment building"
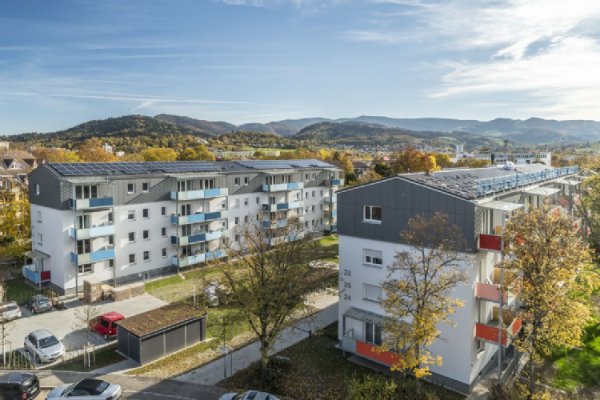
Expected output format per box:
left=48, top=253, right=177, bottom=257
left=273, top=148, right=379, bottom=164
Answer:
left=336, top=163, right=579, bottom=394
left=25, top=160, right=343, bottom=294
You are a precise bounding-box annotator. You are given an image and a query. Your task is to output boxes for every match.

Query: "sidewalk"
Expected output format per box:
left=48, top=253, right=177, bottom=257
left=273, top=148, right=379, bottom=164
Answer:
left=174, top=291, right=339, bottom=386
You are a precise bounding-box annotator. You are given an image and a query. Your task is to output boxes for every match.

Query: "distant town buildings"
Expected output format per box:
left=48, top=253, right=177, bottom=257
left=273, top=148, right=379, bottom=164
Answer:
left=454, top=146, right=551, bottom=166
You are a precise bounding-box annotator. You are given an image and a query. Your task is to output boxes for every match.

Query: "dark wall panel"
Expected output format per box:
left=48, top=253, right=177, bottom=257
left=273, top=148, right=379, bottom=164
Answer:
left=128, top=333, right=140, bottom=364
left=185, top=320, right=201, bottom=345
left=141, top=333, right=165, bottom=365
left=165, top=325, right=186, bottom=354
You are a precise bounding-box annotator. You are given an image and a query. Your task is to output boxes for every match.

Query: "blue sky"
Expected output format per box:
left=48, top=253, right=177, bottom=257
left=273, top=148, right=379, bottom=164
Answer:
left=1, top=0, right=600, bottom=133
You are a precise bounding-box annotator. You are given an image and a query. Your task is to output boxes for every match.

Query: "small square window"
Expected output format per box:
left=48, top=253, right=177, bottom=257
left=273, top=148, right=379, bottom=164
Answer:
left=161, top=206, right=166, bottom=216
left=129, top=254, right=136, bottom=264
left=234, top=177, right=240, bottom=186
left=363, top=205, right=382, bottom=223
left=128, top=232, right=135, bottom=242
left=161, top=227, right=167, bottom=237
left=127, top=183, right=135, bottom=194
left=142, top=182, right=149, bottom=192
left=235, top=217, right=239, bottom=225
left=142, top=209, right=149, bottom=218
left=143, top=251, right=150, bottom=261
left=128, top=210, right=135, bottom=220
left=244, top=198, right=249, bottom=206
left=143, top=230, right=149, bottom=240
left=162, top=248, right=167, bottom=257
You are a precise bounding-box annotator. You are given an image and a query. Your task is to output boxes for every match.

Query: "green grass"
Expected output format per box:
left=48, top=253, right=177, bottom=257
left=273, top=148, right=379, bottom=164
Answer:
left=222, top=323, right=464, bottom=400
left=4, top=278, right=40, bottom=305
left=550, top=315, right=600, bottom=392
left=53, top=345, right=125, bottom=371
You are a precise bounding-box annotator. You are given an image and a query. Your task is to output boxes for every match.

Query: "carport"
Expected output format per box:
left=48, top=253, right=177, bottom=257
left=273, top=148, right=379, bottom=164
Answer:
left=115, top=303, right=207, bottom=365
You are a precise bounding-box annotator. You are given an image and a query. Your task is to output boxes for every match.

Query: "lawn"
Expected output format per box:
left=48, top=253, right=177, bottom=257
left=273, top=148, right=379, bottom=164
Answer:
left=4, top=277, right=41, bottom=305
left=53, top=344, right=125, bottom=371
left=549, top=308, right=600, bottom=393
left=222, top=323, right=464, bottom=400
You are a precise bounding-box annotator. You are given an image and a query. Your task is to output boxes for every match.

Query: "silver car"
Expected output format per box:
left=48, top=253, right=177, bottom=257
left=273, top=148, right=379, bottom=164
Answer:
left=219, top=390, right=280, bottom=400
left=46, top=378, right=121, bottom=400
left=0, top=301, right=22, bottom=322
left=24, top=329, right=65, bottom=363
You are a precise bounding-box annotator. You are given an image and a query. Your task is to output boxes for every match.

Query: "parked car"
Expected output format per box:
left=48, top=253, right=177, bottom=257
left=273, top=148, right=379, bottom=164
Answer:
left=0, top=372, right=40, bottom=400
left=23, top=329, right=65, bottom=363
left=219, top=390, right=280, bottom=400
left=45, top=378, right=121, bottom=400
left=0, top=301, right=22, bottom=322
left=26, top=294, right=52, bottom=314
left=89, top=311, right=124, bottom=340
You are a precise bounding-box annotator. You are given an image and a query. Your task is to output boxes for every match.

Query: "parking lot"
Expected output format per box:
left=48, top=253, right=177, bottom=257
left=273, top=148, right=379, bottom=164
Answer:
left=4, top=293, right=167, bottom=368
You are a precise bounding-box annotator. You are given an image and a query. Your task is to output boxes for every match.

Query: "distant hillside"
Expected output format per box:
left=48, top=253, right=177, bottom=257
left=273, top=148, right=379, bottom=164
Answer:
left=238, top=118, right=329, bottom=137
left=155, top=114, right=236, bottom=136
left=294, top=121, right=503, bottom=148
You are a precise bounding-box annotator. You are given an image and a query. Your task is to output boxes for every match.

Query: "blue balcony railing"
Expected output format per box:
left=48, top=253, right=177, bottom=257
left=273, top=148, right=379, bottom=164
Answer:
left=171, top=230, right=224, bottom=246
left=69, top=197, right=113, bottom=210
left=69, top=225, right=114, bottom=240
left=262, top=182, right=304, bottom=192
left=171, top=249, right=226, bottom=268
left=170, top=188, right=228, bottom=201
left=70, top=248, right=115, bottom=265
left=171, top=210, right=228, bottom=225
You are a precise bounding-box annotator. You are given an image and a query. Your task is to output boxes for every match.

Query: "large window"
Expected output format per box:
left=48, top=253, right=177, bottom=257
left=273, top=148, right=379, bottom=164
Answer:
left=363, top=283, right=383, bottom=302
left=75, top=185, right=98, bottom=199
left=127, top=183, right=135, bottom=194
left=365, top=322, right=383, bottom=345
left=363, top=249, right=383, bottom=267
left=363, top=205, right=382, bottom=223
left=78, top=264, right=93, bottom=275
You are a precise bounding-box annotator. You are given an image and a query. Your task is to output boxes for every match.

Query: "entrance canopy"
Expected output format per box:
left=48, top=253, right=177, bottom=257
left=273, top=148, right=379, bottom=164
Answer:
left=344, top=307, right=385, bottom=326
left=24, top=250, right=50, bottom=259
left=480, top=201, right=524, bottom=212
left=523, top=187, right=560, bottom=196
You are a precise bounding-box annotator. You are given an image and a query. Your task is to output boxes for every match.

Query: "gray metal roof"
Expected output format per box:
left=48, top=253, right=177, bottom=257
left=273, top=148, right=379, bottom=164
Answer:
left=399, top=164, right=578, bottom=200
left=45, top=159, right=337, bottom=177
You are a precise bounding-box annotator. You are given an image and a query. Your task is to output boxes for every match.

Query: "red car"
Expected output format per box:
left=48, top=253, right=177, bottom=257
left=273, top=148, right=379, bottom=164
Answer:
left=90, top=312, right=124, bottom=340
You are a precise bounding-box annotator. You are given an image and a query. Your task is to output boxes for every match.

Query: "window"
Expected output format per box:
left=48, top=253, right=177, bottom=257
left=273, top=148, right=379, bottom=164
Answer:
left=312, top=190, right=315, bottom=198
left=128, top=210, right=135, bottom=220
left=75, top=185, right=97, bottom=199
left=77, top=239, right=91, bottom=254
left=256, top=197, right=260, bottom=204
left=363, top=205, right=382, bottom=223
left=320, top=190, right=323, bottom=197
left=235, top=234, right=240, bottom=242
left=162, top=248, right=167, bottom=258
left=363, top=249, right=383, bottom=266
left=143, top=230, right=149, bottom=240
left=108, top=235, right=114, bottom=246
left=305, top=192, right=308, bottom=199
left=305, top=221, right=309, bottom=228
left=128, top=232, right=135, bottom=242
left=108, top=212, right=113, bottom=223
left=244, top=177, right=249, bottom=185
left=181, top=204, right=191, bottom=216
left=78, top=264, right=93, bottom=275
left=244, top=216, right=249, bottom=223
left=244, top=198, right=249, bottom=206
left=364, top=283, right=383, bottom=302
left=143, top=251, right=150, bottom=261
left=142, top=182, right=149, bottom=192
left=35, top=183, right=40, bottom=195
left=161, top=227, right=167, bottom=237
left=127, top=183, right=135, bottom=194
left=365, top=322, right=382, bottom=345
left=235, top=217, right=239, bottom=225
left=234, top=177, right=240, bottom=186
left=108, top=259, right=114, bottom=269
left=142, top=208, right=149, bottom=218
left=37, top=233, right=43, bottom=245
left=305, top=173, right=309, bottom=180
left=129, top=254, right=136, bottom=264
left=311, top=205, right=315, bottom=212
left=161, top=206, right=166, bottom=216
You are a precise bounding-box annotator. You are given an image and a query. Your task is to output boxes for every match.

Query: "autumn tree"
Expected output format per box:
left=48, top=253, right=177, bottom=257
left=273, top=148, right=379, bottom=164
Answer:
left=33, top=147, right=80, bottom=162
left=501, top=205, right=597, bottom=397
left=579, top=174, right=600, bottom=249
left=77, top=138, right=116, bottom=162
left=380, top=212, right=468, bottom=389
left=390, top=148, right=440, bottom=174
left=178, top=144, right=216, bottom=161
left=353, top=169, right=383, bottom=186
left=453, top=158, right=490, bottom=168
left=221, top=213, right=318, bottom=377
left=0, top=188, right=31, bottom=257
left=141, top=147, right=178, bottom=161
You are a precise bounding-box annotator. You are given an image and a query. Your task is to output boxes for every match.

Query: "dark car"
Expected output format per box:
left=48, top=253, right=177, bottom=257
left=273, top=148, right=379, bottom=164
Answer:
left=0, top=372, right=40, bottom=400
left=26, top=294, right=52, bottom=314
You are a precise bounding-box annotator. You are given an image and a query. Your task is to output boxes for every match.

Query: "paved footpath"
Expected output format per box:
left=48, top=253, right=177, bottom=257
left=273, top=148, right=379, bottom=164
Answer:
left=175, top=291, right=339, bottom=386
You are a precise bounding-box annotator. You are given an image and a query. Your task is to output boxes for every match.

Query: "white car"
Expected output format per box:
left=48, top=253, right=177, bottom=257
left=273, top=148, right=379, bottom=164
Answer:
left=24, top=329, right=65, bottom=363
left=219, top=390, right=280, bottom=400
left=0, top=301, right=22, bottom=322
left=46, top=378, right=121, bottom=400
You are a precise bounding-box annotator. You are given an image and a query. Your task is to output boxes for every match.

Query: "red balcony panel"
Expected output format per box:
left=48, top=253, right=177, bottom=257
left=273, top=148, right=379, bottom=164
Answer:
left=475, top=323, right=503, bottom=345
left=476, top=282, right=507, bottom=303
left=356, top=340, right=399, bottom=366
left=510, top=318, right=523, bottom=337
left=40, top=270, right=51, bottom=282
left=479, top=234, right=502, bottom=251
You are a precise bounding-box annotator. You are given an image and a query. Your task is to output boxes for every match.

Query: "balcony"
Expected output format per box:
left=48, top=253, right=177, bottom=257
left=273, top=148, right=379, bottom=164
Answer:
left=171, top=230, right=224, bottom=246
left=475, top=308, right=522, bottom=347
left=324, top=194, right=337, bottom=204
left=22, top=264, right=51, bottom=285
left=171, top=249, right=226, bottom=268
left=70, top=248, right=115, bottom=265
left=171, top=210, right=228, bottom=225
left=325, top=179, right=344, bottom=187
left=170, top=188, right=228, bottom=201
left=262, top=219, right=289, bottom=229
left=324, top=209, right=337, bottom=218
left=479, top=234, right=502, bottom=251
left=324, top=223, right=337, bottom=233
left=69, top=224, right=114, bottom=240
left=261, top=182, right=304, bottom=192
left=340, top=336, right=398, bottom=367
left=69, top=197, right=113, bottom=210
left=262, top=201, right=303, bottom=212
